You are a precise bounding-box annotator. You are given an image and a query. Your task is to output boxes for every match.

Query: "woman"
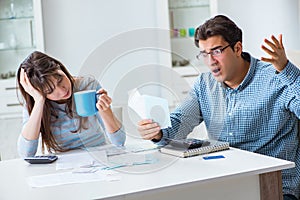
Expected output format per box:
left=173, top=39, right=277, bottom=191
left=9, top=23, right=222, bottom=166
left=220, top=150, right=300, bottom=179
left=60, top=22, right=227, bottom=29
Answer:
left=17, top=51, right=125, bottom=157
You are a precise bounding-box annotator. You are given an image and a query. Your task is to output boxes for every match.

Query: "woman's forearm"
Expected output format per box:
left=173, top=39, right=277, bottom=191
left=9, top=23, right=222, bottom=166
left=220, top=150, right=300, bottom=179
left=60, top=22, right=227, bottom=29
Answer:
left=98, top=108, right=121, bottom=133
left=21, top=99, right=45, bottom=140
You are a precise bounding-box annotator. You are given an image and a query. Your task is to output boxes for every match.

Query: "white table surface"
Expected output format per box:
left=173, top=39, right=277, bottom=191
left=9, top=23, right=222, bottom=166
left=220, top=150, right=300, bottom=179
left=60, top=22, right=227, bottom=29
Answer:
left=0, top=147, right=294, bottom=200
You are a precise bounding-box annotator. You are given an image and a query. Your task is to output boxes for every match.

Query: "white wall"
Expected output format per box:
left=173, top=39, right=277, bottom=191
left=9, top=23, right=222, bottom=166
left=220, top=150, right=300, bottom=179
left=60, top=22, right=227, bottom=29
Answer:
left=40, top=0, right=170, bottom=75
left=211, top=0, right=300, bottom=58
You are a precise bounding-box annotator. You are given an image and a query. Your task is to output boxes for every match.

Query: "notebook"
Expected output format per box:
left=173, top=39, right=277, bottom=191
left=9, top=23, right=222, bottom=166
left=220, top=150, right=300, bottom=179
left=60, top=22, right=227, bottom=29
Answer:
left=159, top=139, right=230, bottom=158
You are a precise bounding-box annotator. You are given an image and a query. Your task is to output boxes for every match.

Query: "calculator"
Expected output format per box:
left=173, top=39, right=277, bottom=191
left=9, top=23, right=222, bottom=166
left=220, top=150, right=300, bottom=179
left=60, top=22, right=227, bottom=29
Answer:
left=166, top=138, right=210, bottom=149
left=24, top=155, right=58, bottom=164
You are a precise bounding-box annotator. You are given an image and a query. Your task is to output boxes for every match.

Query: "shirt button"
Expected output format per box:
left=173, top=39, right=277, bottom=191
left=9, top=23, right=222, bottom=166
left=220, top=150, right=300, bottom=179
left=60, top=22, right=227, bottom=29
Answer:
left=229, top=132, right=233, bottom=136
left=228, top=112, right=232, bottom=116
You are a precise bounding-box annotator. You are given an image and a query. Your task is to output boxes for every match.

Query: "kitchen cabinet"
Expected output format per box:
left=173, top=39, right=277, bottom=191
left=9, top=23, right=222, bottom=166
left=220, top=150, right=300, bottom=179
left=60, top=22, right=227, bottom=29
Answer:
left=0, top=0, right=41, bottom=160
left=168, top=0, right=211, bottom=94
left=0, top=79, right=22, bottom=114
left=0, top=0, right=43, bottom=115
left=0, top=0, right=37, bottom=77
left=0, top=78, right=22, bottom=160
left=0, top=115, right=22, bottom=160
left=167, top=0, right=213, bottom=138
left=168, top=0, right=211, bottom=78
left=167, top=0, right=211, bottom=112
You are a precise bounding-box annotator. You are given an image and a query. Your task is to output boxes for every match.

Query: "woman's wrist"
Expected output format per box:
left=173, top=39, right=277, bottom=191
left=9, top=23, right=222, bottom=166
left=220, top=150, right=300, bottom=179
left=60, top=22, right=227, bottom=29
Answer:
left=34, top=96, right=45, bottom=105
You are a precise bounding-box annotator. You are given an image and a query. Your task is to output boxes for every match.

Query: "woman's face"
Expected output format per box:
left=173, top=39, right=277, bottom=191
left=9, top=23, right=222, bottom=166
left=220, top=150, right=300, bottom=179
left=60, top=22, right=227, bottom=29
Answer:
left=46, top=70, right=72, bottom=102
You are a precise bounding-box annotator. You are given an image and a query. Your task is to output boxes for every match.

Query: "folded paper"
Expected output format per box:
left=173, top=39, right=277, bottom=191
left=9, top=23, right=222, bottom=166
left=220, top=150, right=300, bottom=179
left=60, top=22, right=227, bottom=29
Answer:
left=128, top=89, right=171, bottom=129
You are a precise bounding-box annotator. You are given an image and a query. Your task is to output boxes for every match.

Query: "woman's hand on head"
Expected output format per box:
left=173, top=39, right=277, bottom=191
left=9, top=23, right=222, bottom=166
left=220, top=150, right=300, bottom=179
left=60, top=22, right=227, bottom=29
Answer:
left=19, top=68, right=44, bottom=102
left=96, top=88, right=112, bottom=112
left=138, top=119, right=162, bottom=140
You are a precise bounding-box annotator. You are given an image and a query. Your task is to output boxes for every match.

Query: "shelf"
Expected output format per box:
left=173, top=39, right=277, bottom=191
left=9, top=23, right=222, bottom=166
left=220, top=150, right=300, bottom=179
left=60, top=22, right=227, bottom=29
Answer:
left=0, top=46, right=36, bottom=52
left=0, top=17, right=35, bottom=52
left=171, top=36, right=194, bottom=40
left=169, top=4, right=209, bottom=9
left=0, top=16, right=33, bottom=22
left=0, top=77, right=17, bottom=83
left=168, top=0, right=209, bottom=9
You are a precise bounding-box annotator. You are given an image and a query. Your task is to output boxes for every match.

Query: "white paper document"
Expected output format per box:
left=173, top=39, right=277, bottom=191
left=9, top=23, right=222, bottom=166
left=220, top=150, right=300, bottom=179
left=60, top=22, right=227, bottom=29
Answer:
left=108, top=153, right=146, bottom=165
left=27, top=146, right=160, bottom=188
left=128, top=89, right=171, bottom=128
left=56, top=151, right=107, bottom=170
left=125, top=140, right=158, bottom=153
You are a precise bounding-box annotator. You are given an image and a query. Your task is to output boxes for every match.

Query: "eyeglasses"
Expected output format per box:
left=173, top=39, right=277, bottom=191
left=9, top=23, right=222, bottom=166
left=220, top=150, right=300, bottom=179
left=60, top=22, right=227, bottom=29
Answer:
left=196, top=44, right=232, bottom=60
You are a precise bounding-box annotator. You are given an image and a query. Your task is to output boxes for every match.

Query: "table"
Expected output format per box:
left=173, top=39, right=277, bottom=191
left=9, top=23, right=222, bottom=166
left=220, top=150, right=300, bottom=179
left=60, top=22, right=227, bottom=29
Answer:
left=0, top=147, right=294, bottom=200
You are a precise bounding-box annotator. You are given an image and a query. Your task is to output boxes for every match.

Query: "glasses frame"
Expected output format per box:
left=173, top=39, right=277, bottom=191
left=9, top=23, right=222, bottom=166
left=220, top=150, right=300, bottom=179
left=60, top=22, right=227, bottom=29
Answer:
left=196, top=44, right=232, bottom=60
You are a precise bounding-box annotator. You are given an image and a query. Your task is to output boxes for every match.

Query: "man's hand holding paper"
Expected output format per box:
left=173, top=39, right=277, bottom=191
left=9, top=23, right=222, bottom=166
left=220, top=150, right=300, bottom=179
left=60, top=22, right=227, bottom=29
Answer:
left=128, top=89, right=171, bottom=129
left=128, top=89, right=171, bottom=141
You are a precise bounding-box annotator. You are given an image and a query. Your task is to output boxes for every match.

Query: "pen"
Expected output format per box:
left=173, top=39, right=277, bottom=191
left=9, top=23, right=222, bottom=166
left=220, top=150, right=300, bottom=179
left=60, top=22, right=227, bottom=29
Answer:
left=202, top=155, right=225, bottom=160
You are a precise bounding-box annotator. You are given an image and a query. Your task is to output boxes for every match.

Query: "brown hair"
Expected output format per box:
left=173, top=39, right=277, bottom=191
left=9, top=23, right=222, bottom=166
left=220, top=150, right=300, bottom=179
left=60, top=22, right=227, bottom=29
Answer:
left=17, top=51, right=78, bottom=153
left=194, top=15, right=242, bottom=48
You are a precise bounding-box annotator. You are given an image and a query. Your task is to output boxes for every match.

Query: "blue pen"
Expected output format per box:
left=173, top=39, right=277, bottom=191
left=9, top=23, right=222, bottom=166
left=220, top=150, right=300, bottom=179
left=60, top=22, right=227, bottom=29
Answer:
left=203, top=155, right=225, bottom=160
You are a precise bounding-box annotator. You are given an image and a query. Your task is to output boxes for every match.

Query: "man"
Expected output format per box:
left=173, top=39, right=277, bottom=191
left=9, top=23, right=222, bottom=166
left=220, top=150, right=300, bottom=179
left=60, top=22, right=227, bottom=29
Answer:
left=138, top=15, right=300, bottom=199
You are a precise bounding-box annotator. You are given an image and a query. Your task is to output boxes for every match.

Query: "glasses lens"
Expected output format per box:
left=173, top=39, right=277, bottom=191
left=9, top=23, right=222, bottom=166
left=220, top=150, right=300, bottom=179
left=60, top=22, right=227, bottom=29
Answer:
left=201, top=52, right=208, bottom=58
left=212, top=49, right=221, bottom=56
left=196, top=52, right=205, bottom=60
